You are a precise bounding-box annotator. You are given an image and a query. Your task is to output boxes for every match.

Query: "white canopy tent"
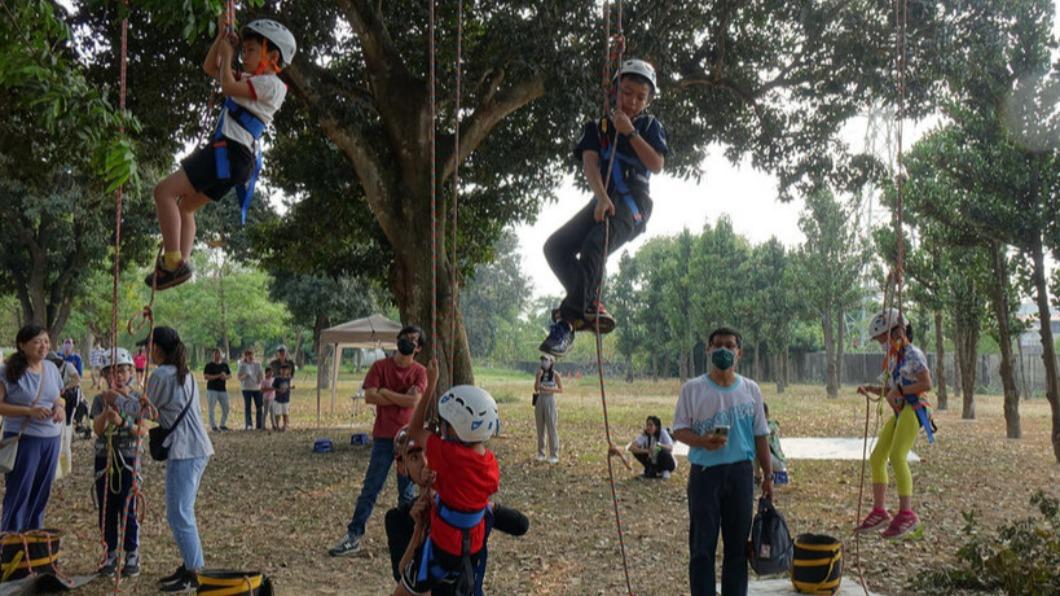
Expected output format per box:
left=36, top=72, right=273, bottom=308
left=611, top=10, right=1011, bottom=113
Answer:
left=316, top=314, right=402, bottom=425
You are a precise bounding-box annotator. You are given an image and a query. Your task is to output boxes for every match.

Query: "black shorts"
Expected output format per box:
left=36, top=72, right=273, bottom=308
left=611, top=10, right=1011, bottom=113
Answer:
left=180, top=139, right=255, bottom=201
left=399, top=542, right=482, bottom=596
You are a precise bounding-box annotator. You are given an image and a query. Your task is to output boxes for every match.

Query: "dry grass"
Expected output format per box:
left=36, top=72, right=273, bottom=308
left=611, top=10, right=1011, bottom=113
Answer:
left=42, top=370, right=1060, bottom=595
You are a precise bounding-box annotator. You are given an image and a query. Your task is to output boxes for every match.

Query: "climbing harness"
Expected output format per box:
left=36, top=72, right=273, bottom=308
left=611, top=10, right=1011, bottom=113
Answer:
left=416, top=494, right=494, bottom=596
left=210, top=97, right=267, bottom=224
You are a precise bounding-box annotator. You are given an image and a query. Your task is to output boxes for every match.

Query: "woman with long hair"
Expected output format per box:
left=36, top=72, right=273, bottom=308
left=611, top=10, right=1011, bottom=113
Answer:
left=0, top=324, right=66, bottom=531
left=142, top=327, right=214, bottom=592
left=628, top=415, right=676, bottom=479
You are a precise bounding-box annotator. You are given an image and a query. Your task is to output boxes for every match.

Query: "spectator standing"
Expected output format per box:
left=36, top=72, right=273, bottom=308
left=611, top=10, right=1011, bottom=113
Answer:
left=202, top=349, right=232, bottom=432
left=236, top=349, right=264, bottom=430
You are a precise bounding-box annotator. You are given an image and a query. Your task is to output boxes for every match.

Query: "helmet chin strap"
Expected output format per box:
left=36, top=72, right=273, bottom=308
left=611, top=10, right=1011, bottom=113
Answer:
left=252, top=42, right=282, bottom=75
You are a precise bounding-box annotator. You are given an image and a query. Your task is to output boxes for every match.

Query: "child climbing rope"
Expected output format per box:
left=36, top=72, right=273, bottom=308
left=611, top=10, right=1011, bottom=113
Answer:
left=855, top=308, right=934, bottom=540
left=90, top=348, right=146, bottom=577
left=397, top=361, right=501, bottom=596
left=145, top=13, right=296, bottom=290
left=539, top=59, right=668, bottom=357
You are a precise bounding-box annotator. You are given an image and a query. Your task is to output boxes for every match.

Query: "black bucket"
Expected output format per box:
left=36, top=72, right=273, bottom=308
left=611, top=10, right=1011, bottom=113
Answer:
left=0, top=529, right=63, bottom=582
left=197, top=569, right=273, bottom=595
left=791, top=533, right=842, bottom=594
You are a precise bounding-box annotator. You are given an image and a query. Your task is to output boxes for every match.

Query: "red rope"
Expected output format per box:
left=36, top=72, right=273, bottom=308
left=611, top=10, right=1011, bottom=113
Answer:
left=448, top=0, right=462, bottom=377
left=854, top=2, right=908, bottom=594
left=429, top=0, right=438, bottom=369
left=592, top=3, right=633, bottom=594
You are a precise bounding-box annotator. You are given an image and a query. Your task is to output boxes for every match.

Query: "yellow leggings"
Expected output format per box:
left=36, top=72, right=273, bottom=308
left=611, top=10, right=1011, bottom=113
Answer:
left=869, top=406, right=919, bottom=497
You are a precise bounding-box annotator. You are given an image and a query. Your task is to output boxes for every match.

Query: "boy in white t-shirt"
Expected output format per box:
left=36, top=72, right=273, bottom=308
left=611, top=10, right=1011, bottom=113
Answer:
left=672, top=326, right=773, bottom=596
left=146, top=15, right=296, bottom=291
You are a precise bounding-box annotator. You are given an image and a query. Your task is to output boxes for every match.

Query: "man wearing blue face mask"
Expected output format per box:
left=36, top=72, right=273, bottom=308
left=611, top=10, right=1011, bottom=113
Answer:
left=330, top=325, right=426, bottom=557
left=673, top=327, right=773, bottom=596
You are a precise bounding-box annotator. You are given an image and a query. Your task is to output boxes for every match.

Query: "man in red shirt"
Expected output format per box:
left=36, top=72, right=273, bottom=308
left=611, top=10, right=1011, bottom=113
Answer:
left=329, top=326, right=427, bottom=557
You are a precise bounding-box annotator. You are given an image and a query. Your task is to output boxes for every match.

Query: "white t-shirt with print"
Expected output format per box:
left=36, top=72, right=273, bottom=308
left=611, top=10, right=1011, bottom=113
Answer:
left=886, top=344, right=929, bottom=395
left=217, top=72, right=287, bottom=151
left=672, top=374, right=769, bottom=469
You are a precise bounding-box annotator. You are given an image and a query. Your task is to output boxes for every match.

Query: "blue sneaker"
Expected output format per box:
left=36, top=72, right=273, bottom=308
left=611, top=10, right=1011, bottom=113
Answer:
left=539, top=321, right=575, bottom=357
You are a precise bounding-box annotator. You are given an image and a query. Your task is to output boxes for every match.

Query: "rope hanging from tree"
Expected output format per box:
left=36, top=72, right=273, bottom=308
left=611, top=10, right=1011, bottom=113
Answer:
left=448, top=0, right=463, bottom=376
left=854, top=1, right=909, bottom=594
left=593, top=2, right=635, bottom=594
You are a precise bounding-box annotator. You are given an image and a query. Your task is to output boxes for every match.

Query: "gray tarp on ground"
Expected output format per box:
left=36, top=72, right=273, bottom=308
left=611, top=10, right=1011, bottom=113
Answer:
left=316, top=314, right=403, bottom=425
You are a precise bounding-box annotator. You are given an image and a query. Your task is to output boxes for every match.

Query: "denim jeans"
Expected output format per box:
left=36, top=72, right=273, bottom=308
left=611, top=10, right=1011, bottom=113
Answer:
left=347, top=438, right=416, bottom=538
left=688, top=460, right=754, bottom=596
left=241, top=390, right=263, bottom=429
left=165, top=456, right=209, bottom=571
left=206, top=389, right=229, bottom=429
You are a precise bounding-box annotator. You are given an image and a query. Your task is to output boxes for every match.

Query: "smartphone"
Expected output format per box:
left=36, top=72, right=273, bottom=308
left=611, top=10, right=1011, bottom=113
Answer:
left=713, top=425, right=730, bottom=437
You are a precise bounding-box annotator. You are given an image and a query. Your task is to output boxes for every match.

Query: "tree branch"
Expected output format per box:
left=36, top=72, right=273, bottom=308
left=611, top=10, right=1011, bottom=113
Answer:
left=284, top=62, right=398, bottom=239
left=440, top=73, right=546, bottom=182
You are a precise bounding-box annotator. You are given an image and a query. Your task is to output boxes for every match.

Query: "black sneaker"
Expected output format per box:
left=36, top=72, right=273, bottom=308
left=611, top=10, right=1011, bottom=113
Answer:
left=158, top=564, right=187, bottom=586
left=539, top=321, right=575, bottom=358
left=583, top=301, right=616, bottom=334
left=219, top=426, right=230, bottom=431
left=552, top=308, right=587, bottom=332
left=160, top=570, right=197, bottom=593
left=327, top=532, right=362, bottom=557
left=144, top=258, right=193, bottom=291
left=97, top=553, right=118, bottom=577
left=122, top=552, right=140, bottom=578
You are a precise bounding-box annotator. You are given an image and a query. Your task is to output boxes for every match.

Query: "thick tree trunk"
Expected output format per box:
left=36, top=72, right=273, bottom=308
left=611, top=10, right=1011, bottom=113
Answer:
left=1016, top=337, right=1031, bottom=399
left=989, top=243, right=1020, bottom=438
left=933, top=310, right=948, bottom=410
left=822, top=310, right=838, bottom=398
left=678, top=348, right=689, bottom=382
left=954, top=316, right=978, bottom=420
left=1029, top=241, right=1060, bottom=462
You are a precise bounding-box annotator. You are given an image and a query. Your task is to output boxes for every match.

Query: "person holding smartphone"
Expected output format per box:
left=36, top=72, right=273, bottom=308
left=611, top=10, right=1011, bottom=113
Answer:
left=672, top=327, right=772, bottom=596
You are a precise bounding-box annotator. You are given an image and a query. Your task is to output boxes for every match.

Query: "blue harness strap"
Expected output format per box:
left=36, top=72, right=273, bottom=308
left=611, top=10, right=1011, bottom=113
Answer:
left=599, top=136, right=646, bottom=224
left=891, top=349, right=935, bottom=444
left=211, top=98, right=268, bottom=224
left=417, top=496, right=492, bottom=596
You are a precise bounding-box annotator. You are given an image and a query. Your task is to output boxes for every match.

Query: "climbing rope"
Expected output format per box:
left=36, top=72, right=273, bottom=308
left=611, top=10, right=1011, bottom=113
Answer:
left=448, top=0, right=462, bottom=377
left=429, top=0, right=438, bottom=366
left=853, top=2, right=908, bottom=594
left=592, top=2, right=634, bottom=594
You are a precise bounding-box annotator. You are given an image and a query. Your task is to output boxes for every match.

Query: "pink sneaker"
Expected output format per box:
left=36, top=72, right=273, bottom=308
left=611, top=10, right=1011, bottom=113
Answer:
left=854, top=508, right=892, bottom=534
left=882, top=510, right=919, bottom=539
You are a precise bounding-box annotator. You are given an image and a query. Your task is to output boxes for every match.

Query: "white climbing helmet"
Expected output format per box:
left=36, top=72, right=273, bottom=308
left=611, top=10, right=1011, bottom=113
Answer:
left=242, top=19, right=297, bottom=67
left=868, top=308, right=906, bottom=339
left=615, top=59, right=657, bottom=95
left=100, top=347, right=134, bottom=370
left=437, top=385, right=500, bottom=443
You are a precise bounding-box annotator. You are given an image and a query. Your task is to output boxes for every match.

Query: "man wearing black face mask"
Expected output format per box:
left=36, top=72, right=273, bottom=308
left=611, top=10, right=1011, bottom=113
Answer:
left=672, top=327, right=773, bottom=596
left=329, top=325, right=427, bottom=557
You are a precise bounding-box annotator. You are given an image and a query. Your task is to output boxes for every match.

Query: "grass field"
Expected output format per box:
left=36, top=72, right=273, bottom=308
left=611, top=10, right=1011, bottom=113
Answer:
left=44, top=369, right=1060, bottom=595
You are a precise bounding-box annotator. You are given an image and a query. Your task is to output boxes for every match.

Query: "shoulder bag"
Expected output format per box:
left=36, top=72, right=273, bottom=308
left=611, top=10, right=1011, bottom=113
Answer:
left=148, top=385, right=193, bottom=462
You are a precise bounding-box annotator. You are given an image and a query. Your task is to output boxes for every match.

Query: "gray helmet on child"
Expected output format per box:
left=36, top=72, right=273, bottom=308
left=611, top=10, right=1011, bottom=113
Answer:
left=242, top=19, right=297, bottom=67
left=100, top=348, right=134, bottom=370
left=868, top=308, right=906, bottom=339
left=615, top=59, right=657, bottom=95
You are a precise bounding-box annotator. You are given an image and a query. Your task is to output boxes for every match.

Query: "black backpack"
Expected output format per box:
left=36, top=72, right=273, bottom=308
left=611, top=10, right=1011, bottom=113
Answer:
left=749, top=496, right=793, bottom=576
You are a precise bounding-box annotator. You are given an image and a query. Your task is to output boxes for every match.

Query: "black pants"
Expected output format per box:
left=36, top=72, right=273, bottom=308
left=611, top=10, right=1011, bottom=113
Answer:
left=543, top=187, right=651, bottom=321
left=94, top=457, right=139, bottom=555
left=242, top=390, right=263, bottom=429
left=633, top=450, right=676, bottom=478
left=688, top=461, right=753, bottom=596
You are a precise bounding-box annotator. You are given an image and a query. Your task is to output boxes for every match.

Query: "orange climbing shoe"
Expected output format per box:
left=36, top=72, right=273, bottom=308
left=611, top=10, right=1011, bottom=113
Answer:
left=583, top=301, right=616, bottom=334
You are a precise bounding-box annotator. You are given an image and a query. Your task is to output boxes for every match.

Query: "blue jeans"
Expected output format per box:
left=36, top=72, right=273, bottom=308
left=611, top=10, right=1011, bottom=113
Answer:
left=165, top=456, right=209, bottom=570
left=688, top=460, right=754, bottom=596
left=347, top=438, right=416, bottom=537
left=1, top=433, right=60, bottom=532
